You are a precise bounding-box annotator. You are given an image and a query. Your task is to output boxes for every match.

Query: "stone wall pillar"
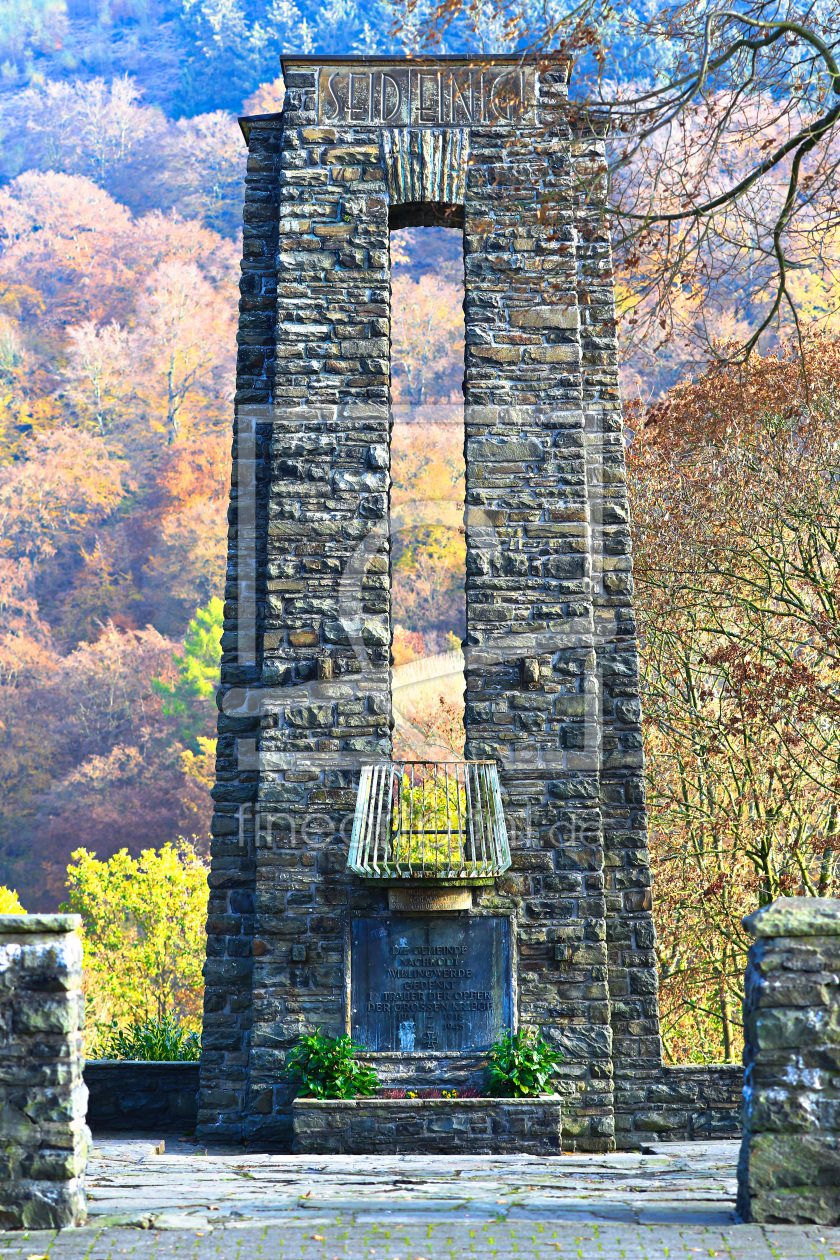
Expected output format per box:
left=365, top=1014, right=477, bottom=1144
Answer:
left=737, top=897, right=840, bottom=1225
left=571, top=131, right=661, bottom=1140
left=0, top=914, right=89, bottom=1229
left=199, top=112, right=281, bottom=1142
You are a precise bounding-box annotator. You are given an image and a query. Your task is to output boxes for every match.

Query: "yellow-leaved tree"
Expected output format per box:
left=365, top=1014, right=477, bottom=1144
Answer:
left=0, top=887, right=25, bottom=912
left=62, top=838, right=208, bottom=1049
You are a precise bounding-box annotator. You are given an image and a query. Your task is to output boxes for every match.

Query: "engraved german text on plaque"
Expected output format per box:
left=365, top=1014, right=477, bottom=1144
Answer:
left=350, top=915, right=511, bottom=1053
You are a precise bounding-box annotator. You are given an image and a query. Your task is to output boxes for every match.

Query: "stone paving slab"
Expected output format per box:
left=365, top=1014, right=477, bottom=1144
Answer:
left=79, top=1138, right=744, bottom=1227
left=0, top=1138, right=836, bottom=1259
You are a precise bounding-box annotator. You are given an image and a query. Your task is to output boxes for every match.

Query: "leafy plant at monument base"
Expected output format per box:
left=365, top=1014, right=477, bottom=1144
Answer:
left=483, top=1029, right=563, bottom=1098
left=286, top=1030, right=379, bottom=1100
left=92, top=1015, right=201, bottom=1062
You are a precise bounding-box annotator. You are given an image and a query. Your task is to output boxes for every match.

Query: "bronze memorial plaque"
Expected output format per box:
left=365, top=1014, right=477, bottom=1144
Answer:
left=350, top=915, right=511, bottom=1052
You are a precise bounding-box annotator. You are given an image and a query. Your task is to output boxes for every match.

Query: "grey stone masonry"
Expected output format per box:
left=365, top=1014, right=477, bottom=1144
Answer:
left=199, top=54, right=663, bottom=1153
left=292, top=1094, right=562, bottom=1154
left=616, top=1064, right=742, bottom=1145
left=0, top=915, right=89, bottom=1229
left=84, top=1062, right=200, bottom=1133
left=737, top=897, right=840, bottom=1225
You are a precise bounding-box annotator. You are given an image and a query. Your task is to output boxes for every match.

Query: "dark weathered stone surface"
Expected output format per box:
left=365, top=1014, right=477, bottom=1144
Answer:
left=0, top=914, right=89, bottom=1229
left=199, top=52, right=662, bottom=1154
left=616, top=1064, right=743, bottom=1145
left=737, top=896, right=840, bottom=1225
left=350, top=914, right=511, bottom=1052
left=292, top=1094, right=562, bottom=1154
left=84, top=1063, right=200, bottom=1133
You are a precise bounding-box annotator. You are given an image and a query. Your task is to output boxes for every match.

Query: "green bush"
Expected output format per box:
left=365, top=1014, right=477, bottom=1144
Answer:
left=483, top=1029, right=563, bottom=1098
left=286, top=1029, right=379, bottom=1099
left=93, top=1015, right=201, bottom=1062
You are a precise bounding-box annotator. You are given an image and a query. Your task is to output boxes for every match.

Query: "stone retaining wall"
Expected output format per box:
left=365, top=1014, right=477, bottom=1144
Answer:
left=84, top=1062, right=200, bottom=1133
left=0, top=914, right=89, bottom=1229
left=360, top=1056, right=743, bottom=1150
left=737, top=896, right=840, bottom=1225
left=83, top=1056, right=741, bottom=1147
left=292, top=1095, right=562, bottom=1154
left=616, top=1065, right=743, bottom=1148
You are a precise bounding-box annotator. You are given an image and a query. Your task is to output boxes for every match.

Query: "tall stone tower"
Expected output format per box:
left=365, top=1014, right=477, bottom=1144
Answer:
left=198, top=54, right=662, bottom=1151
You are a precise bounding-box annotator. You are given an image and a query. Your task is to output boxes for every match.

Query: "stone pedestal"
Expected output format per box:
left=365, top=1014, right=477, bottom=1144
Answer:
left=293, top=1094, right=562, bottom=1154
left=0, top=914, right=89, bottom=1229
left=737, top=897, right=840, bottom=1225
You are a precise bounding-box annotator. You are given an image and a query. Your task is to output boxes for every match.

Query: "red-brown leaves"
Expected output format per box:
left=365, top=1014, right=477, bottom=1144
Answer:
left=631, top=330, right=840, bottom=1061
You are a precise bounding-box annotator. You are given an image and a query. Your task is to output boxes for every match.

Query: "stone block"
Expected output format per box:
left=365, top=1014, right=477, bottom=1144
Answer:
left=0, top=916, right=89, bottom=1229
left=738, top=1133, right=840, bottom=1222
left=467, top=437, right=544, bottom=462
left=737, top=897, right=840, bottom=1224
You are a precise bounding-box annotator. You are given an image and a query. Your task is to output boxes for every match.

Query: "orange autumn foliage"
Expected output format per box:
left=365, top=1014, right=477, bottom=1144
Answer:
left=629, top=331, right=840, bottom=1063
left=0, top=168, right=234, bottom=908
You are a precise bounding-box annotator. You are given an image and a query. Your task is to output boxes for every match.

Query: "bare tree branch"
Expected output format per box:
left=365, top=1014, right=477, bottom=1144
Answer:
left=392, top=0, right=840, bottom=387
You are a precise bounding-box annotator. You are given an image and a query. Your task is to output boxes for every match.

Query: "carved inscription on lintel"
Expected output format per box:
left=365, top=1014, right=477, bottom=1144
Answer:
left=317, top=64, right=536, bottom=126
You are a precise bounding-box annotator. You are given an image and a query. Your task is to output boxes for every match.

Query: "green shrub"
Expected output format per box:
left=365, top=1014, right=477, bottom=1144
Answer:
left=483, top=1029, right=563, bottom=1097
left=93, top=1015, right=201, bottom=1062
left=286, top=1029, right=378, bottom=1099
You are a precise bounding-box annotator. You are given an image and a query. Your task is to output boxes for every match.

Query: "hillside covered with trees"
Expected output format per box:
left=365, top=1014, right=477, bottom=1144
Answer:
left=0, top=34, right=469, bottom=907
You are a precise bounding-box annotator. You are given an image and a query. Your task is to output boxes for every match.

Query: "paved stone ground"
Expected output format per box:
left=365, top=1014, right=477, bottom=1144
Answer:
left=1, top=1138, right=837, bottom=1259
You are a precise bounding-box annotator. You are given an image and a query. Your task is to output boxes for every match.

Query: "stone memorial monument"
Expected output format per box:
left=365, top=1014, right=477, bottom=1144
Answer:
left=199, top=53, right=664, bottom=1152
